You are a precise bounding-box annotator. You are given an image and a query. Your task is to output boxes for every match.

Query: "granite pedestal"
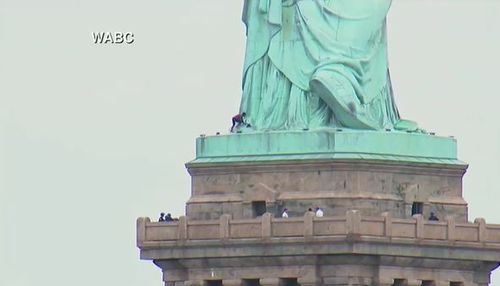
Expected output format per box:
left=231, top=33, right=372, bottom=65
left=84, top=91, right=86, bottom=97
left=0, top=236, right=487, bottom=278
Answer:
left=186, top=130, right=467, bottom=221
left=137, top=130, right=500, bottom=286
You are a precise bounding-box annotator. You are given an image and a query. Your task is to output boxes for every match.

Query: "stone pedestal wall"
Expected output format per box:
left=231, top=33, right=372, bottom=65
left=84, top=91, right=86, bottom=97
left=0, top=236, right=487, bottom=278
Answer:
left=137, top=211, right=500, bottom=286
left=136, top=131, right=500, bottom=285
left=186, top=131, right=468, bottom=222
left=186, top=160, right=467, bottom=221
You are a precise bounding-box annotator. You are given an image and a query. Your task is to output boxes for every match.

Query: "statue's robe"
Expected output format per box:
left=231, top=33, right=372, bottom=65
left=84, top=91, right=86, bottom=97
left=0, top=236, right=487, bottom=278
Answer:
left=240, top=0, right=401, bottom=130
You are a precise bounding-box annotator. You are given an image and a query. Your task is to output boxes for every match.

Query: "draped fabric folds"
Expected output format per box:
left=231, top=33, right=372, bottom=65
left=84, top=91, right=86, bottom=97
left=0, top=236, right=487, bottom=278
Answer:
left=240, top=0, right=401, bottom=130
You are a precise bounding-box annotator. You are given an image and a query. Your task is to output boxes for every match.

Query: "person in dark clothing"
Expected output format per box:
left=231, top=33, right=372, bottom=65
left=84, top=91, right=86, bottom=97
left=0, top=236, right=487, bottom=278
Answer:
left=165, top=213, right=174, bottom=222
left=231, top=112, right=247, bottom=132
left=158, top=212, right=165, bottom=222
left=429, top=212, right=439, bottom=221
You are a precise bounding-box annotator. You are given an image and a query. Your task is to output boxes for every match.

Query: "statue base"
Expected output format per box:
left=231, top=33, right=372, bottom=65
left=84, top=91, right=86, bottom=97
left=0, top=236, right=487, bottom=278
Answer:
left=192, top=129, right=460, bottom=164
left=137, top=131, right=500, bottom=286
left=186, top=130, right=468, bottom=221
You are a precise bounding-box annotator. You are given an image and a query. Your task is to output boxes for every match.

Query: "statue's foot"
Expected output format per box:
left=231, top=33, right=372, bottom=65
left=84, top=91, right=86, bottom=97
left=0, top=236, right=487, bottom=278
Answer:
left=394, top=119, right=424, bottom=133
left=310, top=74, right=379, bottom=130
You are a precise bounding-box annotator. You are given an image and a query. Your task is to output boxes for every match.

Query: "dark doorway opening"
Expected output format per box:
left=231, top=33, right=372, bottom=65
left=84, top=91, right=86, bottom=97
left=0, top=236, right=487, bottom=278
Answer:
left=279, top=278, right=299, bottom=286
left=411, top=202, right=423, bottom=216
left=205, top=280, right=222, bottom=286
left=392, top=279, right=408, bottom=286
left=252, top=201, right=267, bottom=217
left=243, top=279, right=261, bottom=286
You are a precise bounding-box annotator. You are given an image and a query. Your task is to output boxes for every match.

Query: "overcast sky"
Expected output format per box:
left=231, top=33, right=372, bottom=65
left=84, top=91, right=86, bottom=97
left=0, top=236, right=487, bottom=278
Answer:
left=1, top=0, right=500, bottom=285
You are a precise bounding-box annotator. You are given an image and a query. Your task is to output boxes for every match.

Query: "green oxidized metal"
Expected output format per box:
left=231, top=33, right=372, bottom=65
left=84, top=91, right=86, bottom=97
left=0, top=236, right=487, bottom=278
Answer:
left=190, top=130, right=464, bottom=166
left=215, top=2, right=454, bottom=165
left=239, top=0, right=417, bottom=131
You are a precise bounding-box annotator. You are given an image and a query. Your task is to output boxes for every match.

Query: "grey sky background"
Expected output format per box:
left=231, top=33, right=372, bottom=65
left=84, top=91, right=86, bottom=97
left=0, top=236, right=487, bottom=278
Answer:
left=1, top=0, right=500, bottom=285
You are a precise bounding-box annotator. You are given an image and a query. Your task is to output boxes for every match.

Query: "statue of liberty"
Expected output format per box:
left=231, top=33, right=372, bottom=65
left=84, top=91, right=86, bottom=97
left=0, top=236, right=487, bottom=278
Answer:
left=239, top=0, right=417, bottom=131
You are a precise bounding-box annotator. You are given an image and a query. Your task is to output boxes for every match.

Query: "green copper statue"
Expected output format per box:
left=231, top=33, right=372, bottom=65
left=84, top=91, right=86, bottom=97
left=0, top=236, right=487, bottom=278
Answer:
left=239, top=0, right=417, bottom=131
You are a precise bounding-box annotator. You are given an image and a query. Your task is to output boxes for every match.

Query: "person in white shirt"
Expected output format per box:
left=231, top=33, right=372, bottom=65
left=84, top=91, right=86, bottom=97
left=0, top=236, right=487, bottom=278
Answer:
left=281, top=208, right=289, bottom=218
left=315, top=207, right=324, bottom=217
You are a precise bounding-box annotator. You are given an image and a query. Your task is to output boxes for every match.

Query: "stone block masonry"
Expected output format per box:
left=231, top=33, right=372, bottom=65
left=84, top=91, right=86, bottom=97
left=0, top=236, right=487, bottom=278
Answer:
left=138, top=211, right=500, bottom=286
